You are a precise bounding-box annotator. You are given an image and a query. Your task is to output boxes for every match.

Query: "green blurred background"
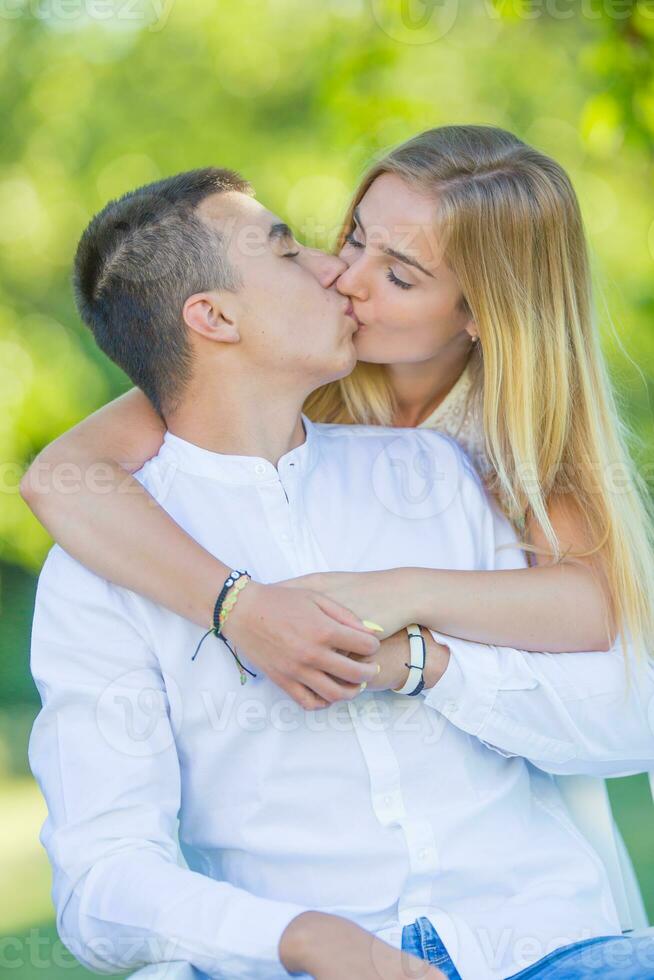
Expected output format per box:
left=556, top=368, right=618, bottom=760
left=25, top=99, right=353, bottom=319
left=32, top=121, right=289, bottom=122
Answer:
left=1, top=0, right=653, bottom=975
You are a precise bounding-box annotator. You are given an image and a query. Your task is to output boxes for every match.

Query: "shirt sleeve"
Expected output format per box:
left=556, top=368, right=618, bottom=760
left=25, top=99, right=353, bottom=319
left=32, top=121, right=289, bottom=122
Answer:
left=28, top=546, right=310, bottom=979
left=421, top=483, right=654, bottom=776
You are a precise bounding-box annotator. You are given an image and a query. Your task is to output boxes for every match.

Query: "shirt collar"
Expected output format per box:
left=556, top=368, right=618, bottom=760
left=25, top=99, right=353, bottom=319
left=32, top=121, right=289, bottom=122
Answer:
left=158, top=413, right=320, bottom=485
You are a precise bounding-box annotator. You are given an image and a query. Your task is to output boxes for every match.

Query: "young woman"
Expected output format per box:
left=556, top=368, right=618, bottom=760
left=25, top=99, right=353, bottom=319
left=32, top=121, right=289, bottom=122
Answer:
left=21, top=125, right=654, bottom=709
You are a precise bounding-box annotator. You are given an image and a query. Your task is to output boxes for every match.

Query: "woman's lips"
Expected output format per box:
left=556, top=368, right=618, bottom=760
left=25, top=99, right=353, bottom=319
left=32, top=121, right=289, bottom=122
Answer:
left=344, top=301, right=364, bottom=328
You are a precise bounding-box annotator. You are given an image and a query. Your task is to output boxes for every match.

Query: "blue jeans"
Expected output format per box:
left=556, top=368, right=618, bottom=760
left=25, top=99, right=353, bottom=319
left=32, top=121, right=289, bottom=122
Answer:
left=400, top=917, right=654, bottom=978
left=401, top=916, right=463, bottom=978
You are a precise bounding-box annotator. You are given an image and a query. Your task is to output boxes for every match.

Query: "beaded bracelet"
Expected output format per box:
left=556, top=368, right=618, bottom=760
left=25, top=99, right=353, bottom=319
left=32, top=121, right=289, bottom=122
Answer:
left=218, top=574, right=250, bottom=632
left=191, top=569, right=257, bottom=685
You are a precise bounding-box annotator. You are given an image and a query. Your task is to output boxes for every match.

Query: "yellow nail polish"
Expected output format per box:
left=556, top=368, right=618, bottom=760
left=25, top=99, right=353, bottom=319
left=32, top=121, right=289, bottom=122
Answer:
left=360, top=681, right=367, bottom=691
left=362, top=620, right=384, bottom=633
left=376, top=663, right=381, bottom=674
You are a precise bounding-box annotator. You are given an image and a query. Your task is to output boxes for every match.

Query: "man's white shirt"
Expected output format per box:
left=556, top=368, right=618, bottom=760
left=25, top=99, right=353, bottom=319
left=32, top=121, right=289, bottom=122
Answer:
left=28, top=417, right=654, bottom=979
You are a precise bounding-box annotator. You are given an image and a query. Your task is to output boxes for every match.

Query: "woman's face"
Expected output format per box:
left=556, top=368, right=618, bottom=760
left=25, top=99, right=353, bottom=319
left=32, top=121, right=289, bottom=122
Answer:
left=336, top=172, right=476, bottom=365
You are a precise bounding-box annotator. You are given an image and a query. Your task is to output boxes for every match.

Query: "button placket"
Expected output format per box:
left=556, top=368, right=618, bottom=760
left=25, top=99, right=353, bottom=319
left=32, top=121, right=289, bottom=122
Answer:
left=347, top=699, right=442, bottom=916
left=347, top=698, right=406, bottom=828
left=397, top=816, right=440, bottom=914
left=255, top=475, right=303, bottom=573
left=278, top=459, right=298, bottom=507
left=279, top=460, right=308, bottom=558
left=403, top=817, right=439, bottom=875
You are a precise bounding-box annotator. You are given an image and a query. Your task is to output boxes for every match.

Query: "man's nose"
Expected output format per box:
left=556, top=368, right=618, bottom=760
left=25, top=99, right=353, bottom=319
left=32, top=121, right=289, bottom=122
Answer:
left=302, top=248, right=347, bottom=288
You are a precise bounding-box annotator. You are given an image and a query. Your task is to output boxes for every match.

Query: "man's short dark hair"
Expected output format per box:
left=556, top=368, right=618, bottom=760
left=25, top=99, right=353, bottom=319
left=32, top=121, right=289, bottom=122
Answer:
left=73, top=167, right=252, bottom=416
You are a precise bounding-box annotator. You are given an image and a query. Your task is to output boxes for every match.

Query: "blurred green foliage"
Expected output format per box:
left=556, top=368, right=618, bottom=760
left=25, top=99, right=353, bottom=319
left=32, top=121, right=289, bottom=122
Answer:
left=0, top=0, right=653, bottom=975
left=1, top=0, right=653, bottom=573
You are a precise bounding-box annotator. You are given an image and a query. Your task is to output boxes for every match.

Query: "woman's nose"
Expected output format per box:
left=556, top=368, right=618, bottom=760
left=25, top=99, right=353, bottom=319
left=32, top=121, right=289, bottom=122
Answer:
left=335, top=255, right=367, bottom=300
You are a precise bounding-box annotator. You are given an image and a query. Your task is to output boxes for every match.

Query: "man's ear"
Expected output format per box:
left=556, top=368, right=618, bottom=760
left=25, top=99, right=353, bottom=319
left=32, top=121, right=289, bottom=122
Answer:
left=183, top=291, right=240, bottom=344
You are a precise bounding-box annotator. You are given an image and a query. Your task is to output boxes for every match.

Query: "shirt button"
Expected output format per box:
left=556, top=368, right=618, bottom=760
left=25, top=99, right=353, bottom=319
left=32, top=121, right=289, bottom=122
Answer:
left=383, top=794, right=393, bottom=806
left=254, top=463, right=266, bottom=476
left=443, top=700, right=458, bottom=713
left=280, top=532, right=291, bottom=542
left=418, top=847, right=430, bottom=861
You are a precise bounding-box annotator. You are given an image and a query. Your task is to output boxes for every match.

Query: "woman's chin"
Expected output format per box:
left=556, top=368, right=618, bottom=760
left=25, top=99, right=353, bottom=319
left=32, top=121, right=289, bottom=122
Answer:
left=353, top=332, right=387, bottom=364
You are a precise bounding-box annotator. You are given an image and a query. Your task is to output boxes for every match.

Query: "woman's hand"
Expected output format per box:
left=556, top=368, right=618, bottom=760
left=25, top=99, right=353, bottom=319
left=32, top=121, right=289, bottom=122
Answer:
left=280, top=569, right=417, bottom=639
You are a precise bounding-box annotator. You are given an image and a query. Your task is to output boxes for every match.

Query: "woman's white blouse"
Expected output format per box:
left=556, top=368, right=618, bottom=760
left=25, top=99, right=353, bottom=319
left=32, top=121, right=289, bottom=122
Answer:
left=419, top=358, right=524, bottom=535
left=419, top=358, right=482, bottom=466
left=28, top=418, right=654, bottom=980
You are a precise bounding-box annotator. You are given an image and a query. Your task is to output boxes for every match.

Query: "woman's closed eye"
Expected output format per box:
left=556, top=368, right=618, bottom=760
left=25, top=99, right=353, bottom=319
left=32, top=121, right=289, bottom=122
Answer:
left=345, top=230, right=412, bottom=289
left=386, top=268, right=412, bottom=290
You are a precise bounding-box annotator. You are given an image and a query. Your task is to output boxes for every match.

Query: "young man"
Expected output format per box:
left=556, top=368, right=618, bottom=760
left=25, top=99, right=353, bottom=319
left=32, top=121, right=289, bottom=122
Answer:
left=28, top=169, right=654, bottom=980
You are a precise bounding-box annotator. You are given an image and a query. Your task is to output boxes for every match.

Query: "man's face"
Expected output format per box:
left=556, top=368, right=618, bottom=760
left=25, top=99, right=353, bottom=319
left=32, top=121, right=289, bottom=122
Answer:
left=198, top=191, right=359, bottom=390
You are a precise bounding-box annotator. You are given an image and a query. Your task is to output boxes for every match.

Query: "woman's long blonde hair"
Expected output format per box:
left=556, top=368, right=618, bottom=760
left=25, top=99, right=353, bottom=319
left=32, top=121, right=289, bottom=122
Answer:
left=305, top=125, right=654, bottom=665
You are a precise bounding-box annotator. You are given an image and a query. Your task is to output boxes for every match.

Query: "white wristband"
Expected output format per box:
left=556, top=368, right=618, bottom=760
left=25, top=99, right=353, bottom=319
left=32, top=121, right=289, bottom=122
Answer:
left=391, top=624, right=426, bottom=696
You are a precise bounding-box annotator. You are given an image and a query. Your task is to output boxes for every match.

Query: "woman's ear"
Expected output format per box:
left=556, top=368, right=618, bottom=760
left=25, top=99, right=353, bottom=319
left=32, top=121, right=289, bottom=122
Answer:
left=183, top=291, right=240, bottom=344
left=458, top=294, right=478, bottom=342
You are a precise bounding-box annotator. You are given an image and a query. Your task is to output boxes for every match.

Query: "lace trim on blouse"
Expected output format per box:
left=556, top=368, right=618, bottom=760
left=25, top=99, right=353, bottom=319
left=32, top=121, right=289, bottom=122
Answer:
left=418, top=358, right=526, bottom=537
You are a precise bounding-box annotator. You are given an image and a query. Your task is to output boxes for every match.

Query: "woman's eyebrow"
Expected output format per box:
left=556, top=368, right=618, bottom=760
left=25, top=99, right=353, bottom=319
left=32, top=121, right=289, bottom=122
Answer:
left=383, top=245, right=434, bottom=278
left=353, top=207, right=434, bottom=278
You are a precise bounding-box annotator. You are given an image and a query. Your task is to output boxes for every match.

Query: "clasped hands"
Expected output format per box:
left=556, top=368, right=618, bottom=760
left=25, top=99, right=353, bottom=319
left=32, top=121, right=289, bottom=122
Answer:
left=222, top=568, right=450, bottom=710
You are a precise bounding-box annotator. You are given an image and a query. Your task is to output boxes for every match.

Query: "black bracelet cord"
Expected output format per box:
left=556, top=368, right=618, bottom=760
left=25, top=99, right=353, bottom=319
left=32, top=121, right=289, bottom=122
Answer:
left=191, top=570, right=257, bottom=680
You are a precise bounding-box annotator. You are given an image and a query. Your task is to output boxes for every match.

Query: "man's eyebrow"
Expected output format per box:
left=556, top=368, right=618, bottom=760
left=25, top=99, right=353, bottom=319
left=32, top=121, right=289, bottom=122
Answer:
left=353, top=207, right=434, bottom=279
left=268, top=221, right=295, bottom=242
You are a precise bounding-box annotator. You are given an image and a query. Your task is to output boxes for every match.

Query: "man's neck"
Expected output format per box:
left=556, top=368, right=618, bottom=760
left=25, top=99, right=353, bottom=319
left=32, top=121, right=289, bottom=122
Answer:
left=166, top=380, right=309, bottom=467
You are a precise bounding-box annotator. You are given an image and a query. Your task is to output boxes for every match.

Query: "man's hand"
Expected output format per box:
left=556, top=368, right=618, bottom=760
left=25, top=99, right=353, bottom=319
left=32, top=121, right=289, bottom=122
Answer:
left=221, top=580, right=382, bottom=710
left=355, top=627, right=451, bottom=693
left=279, top=911, right=446, bottom=979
